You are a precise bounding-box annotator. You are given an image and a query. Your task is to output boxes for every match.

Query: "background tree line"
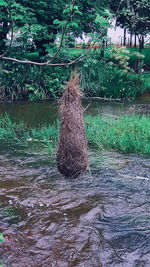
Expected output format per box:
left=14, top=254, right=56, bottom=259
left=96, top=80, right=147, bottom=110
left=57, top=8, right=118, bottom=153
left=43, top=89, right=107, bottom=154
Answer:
left=0, top=0, right=150, bottom=101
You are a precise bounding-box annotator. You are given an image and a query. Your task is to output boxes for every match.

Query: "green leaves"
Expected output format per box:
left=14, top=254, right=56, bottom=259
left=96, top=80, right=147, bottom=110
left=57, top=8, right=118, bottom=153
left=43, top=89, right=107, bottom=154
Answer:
left=63, top=7, right=70, bottom=14
left=53, top=19, right=62, bottom=25
left=63, top=4, right=82, bottom=15
left=53, top=19, right=67, bottom=28
left=0, top=0, right=6, bottom=6
left=95, top=13, right=110, bottom=29
left=111, top=0, right=150, bottom=36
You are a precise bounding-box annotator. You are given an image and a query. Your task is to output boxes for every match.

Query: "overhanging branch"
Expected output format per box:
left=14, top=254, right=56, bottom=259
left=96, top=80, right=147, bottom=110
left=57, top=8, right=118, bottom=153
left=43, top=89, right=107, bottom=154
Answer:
left=1, top=30, right=105, bottom=66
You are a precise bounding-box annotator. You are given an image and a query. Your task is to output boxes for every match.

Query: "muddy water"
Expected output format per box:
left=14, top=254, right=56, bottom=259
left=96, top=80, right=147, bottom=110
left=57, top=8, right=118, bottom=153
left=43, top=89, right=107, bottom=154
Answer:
left=0, top=142, right=149, bottom=267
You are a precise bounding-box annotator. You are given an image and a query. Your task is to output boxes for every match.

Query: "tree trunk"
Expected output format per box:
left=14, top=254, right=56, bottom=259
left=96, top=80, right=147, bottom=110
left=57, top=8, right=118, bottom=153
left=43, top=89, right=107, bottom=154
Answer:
left=100, top=39, right=105, bottom=57
left=34, top=29, right=58, bottom=57
left=121, top=37, right=123, bottom=46
left=123, top=28, right=127, bottom=46
left=134, top=34, right=137, bottom=48
left=130, top=32, right=133, bottom=47
left=139, top=36, right=144, bottom=52
left=34, top=39, right=50, bottom=57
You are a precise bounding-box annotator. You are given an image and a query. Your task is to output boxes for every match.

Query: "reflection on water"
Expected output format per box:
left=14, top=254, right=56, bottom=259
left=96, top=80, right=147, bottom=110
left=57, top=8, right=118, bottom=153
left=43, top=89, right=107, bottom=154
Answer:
left=0, top=100, right=126, bottom=127
left=0, top=144, right=149, bottom=267
left=0, top=99, right=149, bottom=128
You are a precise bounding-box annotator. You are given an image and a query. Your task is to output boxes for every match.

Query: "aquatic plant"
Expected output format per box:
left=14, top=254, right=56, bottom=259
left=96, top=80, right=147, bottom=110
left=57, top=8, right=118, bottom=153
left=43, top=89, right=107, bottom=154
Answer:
left=0, top=113, right=28, bottom=142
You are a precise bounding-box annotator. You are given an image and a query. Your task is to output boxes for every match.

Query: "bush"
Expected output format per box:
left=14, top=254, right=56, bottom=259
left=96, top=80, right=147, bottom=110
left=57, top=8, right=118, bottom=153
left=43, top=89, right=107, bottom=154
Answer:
left=0, top=46, right=73, bottom=101
left=80, top=56, right=145, bottom=99
left=0, top=62, right=70, bottom=101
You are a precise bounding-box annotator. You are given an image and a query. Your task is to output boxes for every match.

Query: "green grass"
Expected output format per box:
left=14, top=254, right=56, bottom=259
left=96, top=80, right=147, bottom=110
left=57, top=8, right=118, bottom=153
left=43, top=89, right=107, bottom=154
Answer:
left=0, top=113, right=59, bottom=154
left=25, top=49, right=84, bottom=59
left=86, top=115, right=150, bottom=155
left=25, top=52, right=40, bottom=61
left=0, top=113, right=150, bottom=156
left=68, top=48, right=85, bottom=56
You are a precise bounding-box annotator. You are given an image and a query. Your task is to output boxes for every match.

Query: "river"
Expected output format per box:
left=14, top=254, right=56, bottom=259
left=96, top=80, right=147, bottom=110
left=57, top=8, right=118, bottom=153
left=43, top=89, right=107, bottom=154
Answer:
left=0, top=99, right=150, bottom=267
left=0, top=98, right=149, bottom=127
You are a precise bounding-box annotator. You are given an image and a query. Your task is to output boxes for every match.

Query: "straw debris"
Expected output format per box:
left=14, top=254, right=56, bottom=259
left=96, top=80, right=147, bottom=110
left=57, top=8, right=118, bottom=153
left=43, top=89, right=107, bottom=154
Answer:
left=57, top=74, right=88, bottom=178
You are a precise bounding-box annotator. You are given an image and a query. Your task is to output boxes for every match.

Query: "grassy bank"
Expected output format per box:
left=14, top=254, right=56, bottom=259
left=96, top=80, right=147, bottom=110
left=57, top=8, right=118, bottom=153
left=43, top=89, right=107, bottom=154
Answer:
left=86, top=115, right=150, bottom=155
left=0, top=114, right=150, bottom=156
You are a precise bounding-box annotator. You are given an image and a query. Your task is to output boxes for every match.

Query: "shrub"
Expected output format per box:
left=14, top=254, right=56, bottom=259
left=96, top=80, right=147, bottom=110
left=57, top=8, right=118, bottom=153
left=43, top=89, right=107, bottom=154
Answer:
left=0, top=62, right=70, bottom=101
left=80, top=56, right=145, bottom=99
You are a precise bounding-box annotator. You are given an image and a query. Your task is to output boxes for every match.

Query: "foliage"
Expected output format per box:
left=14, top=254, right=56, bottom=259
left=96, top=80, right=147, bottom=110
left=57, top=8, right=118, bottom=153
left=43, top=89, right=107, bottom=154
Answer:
left=110, top=0, right=150, bottom=34
left=110, top=0, right=150, bottom=50
left=80, top=49, right=145, bottom=99
left=0, top=46, right=149, bottom=101
left=0, top=0, right=109, bottom=56
left=129, top=51, right=145, bottom=73
left=143, top=73, right=150, bottom=90
left=110, top=46, right=130, bottom=72
left=0, top=1, right=149, bottom=101
left=127, top=47, right=150, bottom=71
left=0, top=113, right=28, bottom=141
left=0, top=113, right=58, bottom=154
left=0, top=58, right=70, bottom=101
left=0, top=113, right=150, bottom=156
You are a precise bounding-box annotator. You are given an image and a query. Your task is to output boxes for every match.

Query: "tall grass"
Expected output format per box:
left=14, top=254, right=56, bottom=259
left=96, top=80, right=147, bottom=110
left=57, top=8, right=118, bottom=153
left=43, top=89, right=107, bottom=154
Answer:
left=86, top=115, right=150, bottom=155
left=0, top=113, right=28, bottom=142
left=0, top=113, right=150, bottom=156
left=0, top=113, right=59, bottom=153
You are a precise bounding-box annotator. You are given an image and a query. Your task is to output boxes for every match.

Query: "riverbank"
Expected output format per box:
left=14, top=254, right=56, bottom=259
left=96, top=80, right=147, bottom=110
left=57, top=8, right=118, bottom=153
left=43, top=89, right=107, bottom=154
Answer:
left=1, top=47, right=150, bottom=102
left=0, top=114, right=150, bottom=156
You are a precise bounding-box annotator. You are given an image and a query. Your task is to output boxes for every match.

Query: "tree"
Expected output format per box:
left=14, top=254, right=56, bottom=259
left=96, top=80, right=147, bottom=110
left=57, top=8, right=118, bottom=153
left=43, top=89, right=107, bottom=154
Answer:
left=0, top=0, right=111, bottom=65
left=0, top=0, right=109, bottom=56
left=110, top=0, right=150, bottom=51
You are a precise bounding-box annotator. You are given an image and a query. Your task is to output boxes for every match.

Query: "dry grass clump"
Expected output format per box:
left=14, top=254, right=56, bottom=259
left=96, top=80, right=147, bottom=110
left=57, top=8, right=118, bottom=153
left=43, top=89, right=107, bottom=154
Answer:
left=57, top=74, right=88, bottom=178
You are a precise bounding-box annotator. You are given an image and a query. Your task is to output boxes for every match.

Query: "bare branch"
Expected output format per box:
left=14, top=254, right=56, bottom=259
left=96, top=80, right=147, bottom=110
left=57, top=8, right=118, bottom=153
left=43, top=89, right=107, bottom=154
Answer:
left=1, top=30, right=105, bottom=66
left=0, top=0, right=106, bottom=67
left=1, top=56, right=69, bottom=66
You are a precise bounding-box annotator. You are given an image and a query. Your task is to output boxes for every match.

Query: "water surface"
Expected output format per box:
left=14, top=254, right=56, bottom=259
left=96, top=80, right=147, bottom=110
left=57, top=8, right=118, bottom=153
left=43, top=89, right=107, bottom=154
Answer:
left=0, top=99, right=150, bottom=266
left=0, top=143, right=149, bottom=267
left=0, top=99, right=149, bottom=128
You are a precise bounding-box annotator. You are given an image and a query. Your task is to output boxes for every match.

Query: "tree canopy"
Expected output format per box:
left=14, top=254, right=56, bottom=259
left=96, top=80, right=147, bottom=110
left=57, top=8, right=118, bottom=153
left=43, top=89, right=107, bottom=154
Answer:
left=0, top=0, right=110, bottom=58
left=110, top=0, right=150, bottom=49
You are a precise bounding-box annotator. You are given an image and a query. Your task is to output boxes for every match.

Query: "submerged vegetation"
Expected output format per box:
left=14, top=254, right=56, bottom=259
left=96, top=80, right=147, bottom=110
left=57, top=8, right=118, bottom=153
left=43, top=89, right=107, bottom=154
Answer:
left=0, top=113, right=150, bottom=156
